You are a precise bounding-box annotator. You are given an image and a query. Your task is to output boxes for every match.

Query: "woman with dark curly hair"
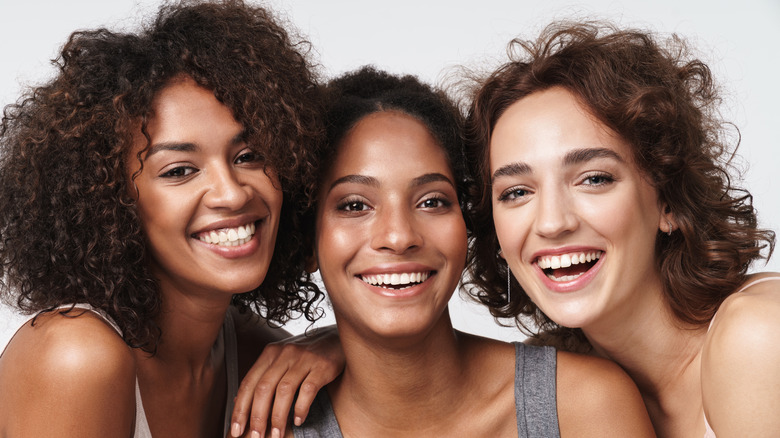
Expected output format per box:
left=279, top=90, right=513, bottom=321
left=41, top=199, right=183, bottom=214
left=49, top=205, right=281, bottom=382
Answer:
left=465, top=22, right=778, bottom=437
left=0, top=1, right=342, bottom=436
left=290, top=65, right=654, bottom=437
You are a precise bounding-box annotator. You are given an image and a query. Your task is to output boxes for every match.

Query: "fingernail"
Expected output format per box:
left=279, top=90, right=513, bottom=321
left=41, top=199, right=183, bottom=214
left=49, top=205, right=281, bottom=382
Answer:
left=294, top=416, right=303, bottom=426
left=272, top=428, right=281, bottom=438
left=251, top=431, right=261, bottom=438
left=231, top=422, right=241, bottom=437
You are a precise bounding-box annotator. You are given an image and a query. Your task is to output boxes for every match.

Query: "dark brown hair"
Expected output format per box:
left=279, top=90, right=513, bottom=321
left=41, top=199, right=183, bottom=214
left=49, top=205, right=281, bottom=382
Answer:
left=0, top=0, right=324, bottom=352
left=464, top=22, right=775, bottom=347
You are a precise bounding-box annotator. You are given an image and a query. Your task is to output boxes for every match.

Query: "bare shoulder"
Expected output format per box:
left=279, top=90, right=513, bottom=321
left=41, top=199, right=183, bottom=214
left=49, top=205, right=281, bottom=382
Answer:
left=701, top=273, right=780, bottom=436
left=709, top=272, right=780, bottom=339
left=556, top=352, right=655, bottom=438
left=0, top=309, right=136, bottom=436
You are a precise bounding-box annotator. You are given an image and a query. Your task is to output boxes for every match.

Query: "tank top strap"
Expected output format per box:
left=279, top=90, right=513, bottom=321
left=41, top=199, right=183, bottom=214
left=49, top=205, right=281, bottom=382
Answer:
left=734, top=275, right=780, bottom=294
left=514, top=343, right=560, bottom=438
left=222, top=309, right=240, bottom=436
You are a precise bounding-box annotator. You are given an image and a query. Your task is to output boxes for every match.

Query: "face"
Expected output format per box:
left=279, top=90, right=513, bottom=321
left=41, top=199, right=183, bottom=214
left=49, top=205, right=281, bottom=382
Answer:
left=315, top=111, right=467, bottom=341
left=128, top=76, right=283, bottom=301
left=490, top=87, right=666, bottom=331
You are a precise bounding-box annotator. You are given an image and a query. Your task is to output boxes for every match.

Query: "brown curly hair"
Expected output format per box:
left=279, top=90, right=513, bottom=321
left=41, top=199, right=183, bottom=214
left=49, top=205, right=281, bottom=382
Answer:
left=0, top=0, right=324, bottom=352
left=464, top=22, right=775, bottom=347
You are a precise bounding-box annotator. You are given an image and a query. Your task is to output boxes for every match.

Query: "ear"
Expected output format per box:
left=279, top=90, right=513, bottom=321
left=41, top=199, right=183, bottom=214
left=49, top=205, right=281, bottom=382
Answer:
left=498, top=247, right=505, bottom=260
left=659, top=204, right=677, bottom=235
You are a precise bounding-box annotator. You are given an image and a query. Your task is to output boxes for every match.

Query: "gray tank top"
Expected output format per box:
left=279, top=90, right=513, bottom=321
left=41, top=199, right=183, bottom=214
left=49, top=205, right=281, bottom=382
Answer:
left=293, top=343, right=560, bottom=438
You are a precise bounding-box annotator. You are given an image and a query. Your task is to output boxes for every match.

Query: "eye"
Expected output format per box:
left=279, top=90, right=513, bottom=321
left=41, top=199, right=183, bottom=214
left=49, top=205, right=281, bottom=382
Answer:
left=581, top=172, right=614, bottom=186
left=160, top=166, right=197, bottom=178
left=418, top=195, right=452, bottom=210
left=235, top=149, right=263, bottom=165
left=497, top=186, right=531, bottom=202
left=337, top=198, right=371, bottom=212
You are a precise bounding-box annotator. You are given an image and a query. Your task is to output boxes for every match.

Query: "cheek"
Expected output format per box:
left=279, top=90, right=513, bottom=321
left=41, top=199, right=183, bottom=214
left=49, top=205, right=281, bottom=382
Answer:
left=492, top=205, right=531, bottom=262
left=315, top=217, right=360, bottom=280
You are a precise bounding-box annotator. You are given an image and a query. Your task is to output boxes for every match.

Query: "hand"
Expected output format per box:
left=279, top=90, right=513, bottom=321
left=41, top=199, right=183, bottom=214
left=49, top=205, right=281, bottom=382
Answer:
left=230, top=325, right=344, bottom=438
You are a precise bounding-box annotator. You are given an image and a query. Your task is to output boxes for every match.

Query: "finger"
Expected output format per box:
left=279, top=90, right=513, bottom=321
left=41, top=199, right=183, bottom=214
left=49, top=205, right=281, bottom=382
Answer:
left=292, top=374, right=326, bottom=427
left=246, top=365, right=292, bottom=438
left=269, top=366, right=313, bottom=437
left=231, top=345, right=284, bottom=437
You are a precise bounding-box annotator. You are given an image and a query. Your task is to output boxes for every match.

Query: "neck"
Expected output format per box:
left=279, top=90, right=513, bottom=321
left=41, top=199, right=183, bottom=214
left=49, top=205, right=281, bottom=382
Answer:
left=330, top=312, right=471, bottom=433
left=136, top=281, right=232, bottom=377
left=582, top=282, right=708, bottom=434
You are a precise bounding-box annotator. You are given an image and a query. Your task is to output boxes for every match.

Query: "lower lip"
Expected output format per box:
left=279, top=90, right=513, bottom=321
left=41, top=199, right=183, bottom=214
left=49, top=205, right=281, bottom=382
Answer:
left=193, top=230, right=262, bottom=259
left=359, top=275, right=434, bottom=299
left=535, top=255, right=604, bottom=293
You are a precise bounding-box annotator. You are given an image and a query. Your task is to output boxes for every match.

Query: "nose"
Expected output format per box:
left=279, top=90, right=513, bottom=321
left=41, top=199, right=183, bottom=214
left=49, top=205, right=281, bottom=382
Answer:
left=534, top=188, right=578, bottom=238
left=202, top=165, right=252, bottom=210
left=370, top=204, right=423, bottom=254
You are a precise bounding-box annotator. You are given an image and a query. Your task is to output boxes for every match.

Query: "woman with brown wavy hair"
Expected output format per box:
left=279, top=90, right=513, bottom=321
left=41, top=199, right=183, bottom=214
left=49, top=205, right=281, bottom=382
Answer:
left=465, top=22, right=778, bottom=437
left=0, top=1, right=340, bottom=437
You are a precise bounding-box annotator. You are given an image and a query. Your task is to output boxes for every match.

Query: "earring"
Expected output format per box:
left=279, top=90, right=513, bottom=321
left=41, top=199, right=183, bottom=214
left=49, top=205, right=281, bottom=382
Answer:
left=666, top=219, right=673, bottom=236
left=506, top=268, right=512, bottom=303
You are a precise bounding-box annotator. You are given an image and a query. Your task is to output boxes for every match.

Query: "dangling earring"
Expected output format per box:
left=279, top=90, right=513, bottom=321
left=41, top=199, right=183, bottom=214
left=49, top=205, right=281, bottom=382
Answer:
left=666, top=219, right=673, bottom=236
left=506, top=268, right=512, bottom=303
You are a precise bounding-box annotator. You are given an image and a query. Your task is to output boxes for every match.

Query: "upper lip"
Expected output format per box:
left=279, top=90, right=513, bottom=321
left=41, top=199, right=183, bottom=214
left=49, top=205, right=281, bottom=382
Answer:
left=191, top=214, right=265, bottom=236
left=530, top=246, right=604, bottom=264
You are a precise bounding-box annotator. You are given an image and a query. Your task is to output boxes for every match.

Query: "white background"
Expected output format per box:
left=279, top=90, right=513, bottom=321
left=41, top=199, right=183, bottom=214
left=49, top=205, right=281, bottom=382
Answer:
left=2, top=0, right=778, bottom=349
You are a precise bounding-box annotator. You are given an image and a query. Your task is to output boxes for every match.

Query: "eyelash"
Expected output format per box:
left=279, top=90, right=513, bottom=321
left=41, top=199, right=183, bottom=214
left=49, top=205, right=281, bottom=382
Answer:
left=580, top=172, right=615, bottom=186
left=160, top=166, right=197, bottom=178
left=418, top=195, right=452, bottom=209
left=336, top=197, right=370, bottom=213
left=497, top=186, right=530, bottom=203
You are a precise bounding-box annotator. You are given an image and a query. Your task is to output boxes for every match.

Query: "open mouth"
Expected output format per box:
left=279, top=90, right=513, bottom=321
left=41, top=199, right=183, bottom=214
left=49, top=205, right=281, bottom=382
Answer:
left=359, top=271, right=432, bottom=290
left=536, top=251, right=602, bottom=282
left=195, top=222, right=257, bottom=247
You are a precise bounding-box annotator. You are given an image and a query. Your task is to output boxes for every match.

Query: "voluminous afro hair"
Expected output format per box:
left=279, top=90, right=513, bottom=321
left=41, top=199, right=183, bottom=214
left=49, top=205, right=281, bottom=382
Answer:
left=463, top=21, right=775, bottom=350
left=0, top=0, right=324, bottom=352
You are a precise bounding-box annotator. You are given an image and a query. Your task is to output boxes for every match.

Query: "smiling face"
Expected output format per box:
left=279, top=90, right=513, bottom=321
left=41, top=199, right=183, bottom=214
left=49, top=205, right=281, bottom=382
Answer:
left=315, top=111, right=467, bottom=341
left=490, top=87, right=667, bottom=331
left=128, top=76, right=283, bottom=301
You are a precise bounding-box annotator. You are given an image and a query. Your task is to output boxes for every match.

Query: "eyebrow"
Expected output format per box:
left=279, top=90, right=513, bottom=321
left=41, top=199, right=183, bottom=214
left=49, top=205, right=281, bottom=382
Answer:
left=328, top=172, right=455, bottom=192
left=145, top=130, right=247, bottom=159
left=329, top=174, right=379, bottom=191
left=411, top=172, right=455, bottom=189
left=491, top=147, right=624, bottom=183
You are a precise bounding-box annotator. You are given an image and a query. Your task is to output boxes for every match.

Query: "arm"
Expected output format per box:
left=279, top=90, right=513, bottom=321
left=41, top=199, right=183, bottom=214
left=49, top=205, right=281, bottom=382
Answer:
left=701, top=275, right=780, bottom=437
left=0, top=311, right=136, bottom=437
left=556, top=351, right=656, bottom=437
left=229, top=311, right=344, bottom=438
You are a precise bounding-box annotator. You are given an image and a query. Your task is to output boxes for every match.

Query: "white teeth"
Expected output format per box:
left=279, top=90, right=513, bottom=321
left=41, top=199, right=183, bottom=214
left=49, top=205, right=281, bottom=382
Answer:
left=360, top=271, right=431, bottom=288
left=537, top=251, right=602, bottom=271
left=197, top=223, right=256, bottom=247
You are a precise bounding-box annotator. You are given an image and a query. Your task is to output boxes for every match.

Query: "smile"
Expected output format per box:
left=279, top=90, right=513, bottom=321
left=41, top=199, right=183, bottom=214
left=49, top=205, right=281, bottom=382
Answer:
left=359, top=271, right=431, bottom=289
left=536, top=250, right=602, bottom=282
left=195, top=222, right=257, bottom=247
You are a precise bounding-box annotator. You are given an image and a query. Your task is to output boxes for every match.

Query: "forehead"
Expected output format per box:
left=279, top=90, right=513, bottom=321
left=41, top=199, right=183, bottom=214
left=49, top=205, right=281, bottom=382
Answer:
left=490, top=87, right=632, bottom=168
left=328, top=111, right=453, bottom=179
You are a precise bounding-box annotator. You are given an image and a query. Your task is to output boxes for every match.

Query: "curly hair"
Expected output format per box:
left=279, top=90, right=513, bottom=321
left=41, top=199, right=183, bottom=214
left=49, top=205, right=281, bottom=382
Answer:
left=318, top=66, right=467, bottom=204
left=0, top=0, right=324, bottom=352
left=464, top=21, right=775, bottom=345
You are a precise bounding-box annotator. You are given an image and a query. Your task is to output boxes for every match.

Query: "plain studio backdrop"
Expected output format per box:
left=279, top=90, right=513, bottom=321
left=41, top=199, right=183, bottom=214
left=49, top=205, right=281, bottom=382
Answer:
left=1, top=0, right=778, bottom=349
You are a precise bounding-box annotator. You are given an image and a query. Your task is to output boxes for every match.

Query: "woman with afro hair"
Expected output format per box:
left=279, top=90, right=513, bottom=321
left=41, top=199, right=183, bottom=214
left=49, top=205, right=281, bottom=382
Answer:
left=0, top=1, right=341, bottom=437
